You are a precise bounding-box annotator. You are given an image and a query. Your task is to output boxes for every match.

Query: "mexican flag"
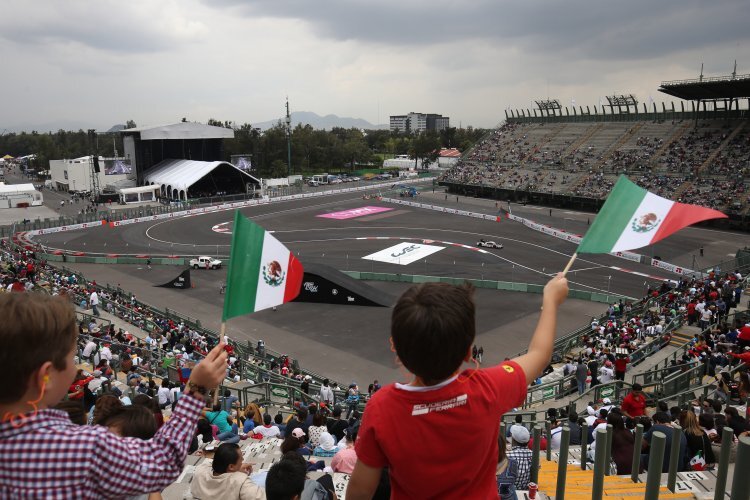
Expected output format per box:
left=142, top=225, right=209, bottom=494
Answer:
left=577, top=175, right=727, bottom=254
left=222, top=211, right=304, bottom=320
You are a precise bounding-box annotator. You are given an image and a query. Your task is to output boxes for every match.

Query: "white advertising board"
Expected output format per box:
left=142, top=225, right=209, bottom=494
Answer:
left=362, top=242, right=445, bottom=265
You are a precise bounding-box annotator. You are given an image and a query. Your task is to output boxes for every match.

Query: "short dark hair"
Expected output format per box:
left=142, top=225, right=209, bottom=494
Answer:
left=101, top=405, right=157, bottom=440
left=391, top=283, right=475, bottom=385
left=653, top=412, right=671, bottom=424
left=264, top=414, right=272, bottom=425
left=632, top=383, right=642, bottom=391
left=0, top=294, right=78, bottom=403
left=266, top=455, right=307, bottom=500
left=54, top=400, right=86, bottom=425
left=274, top=413, right=284, bottom=425
left=333, top=407, right=342, bottom=418
left=296, top=408, right=308, bottom=421
left=212, top=443, right=241, bottom=474
left=280, top=436, right=302, bottom=454
left=313, top=412, right=326, bottom=427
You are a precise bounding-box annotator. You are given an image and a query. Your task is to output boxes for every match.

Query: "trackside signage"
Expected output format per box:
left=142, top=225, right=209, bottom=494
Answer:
left=362, top=242, right=445, bottom=265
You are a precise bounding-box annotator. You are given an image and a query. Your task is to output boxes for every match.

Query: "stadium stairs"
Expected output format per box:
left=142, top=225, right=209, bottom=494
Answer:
left=649, top=122, right=692, bottom=170
left=591, top=123, right=645, bottom=172
left=696, top=121, right=746, bottom=175
left=534, top=457, right=734, bottom=499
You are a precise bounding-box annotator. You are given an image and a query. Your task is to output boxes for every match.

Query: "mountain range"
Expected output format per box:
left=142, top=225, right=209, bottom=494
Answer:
left=253, top=111, right=387, bottom=131
left=3, top=112, right=387, bottom=134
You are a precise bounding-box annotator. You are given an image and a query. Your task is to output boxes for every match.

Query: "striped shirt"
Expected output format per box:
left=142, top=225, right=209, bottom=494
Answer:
left=0, top=393, right=203, bottom=499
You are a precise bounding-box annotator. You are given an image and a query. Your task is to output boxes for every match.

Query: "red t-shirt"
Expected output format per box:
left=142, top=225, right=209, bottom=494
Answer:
left=621, top=392, right=646, bottom=417
left=614, top=357, right=629, bottom=373
left=739, top=326, right=750, bottom=341
left=356, top=362, right=527, bottom=499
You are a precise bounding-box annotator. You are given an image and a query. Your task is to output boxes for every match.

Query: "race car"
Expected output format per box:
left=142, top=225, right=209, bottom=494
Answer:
left=476, top=239, right=503, bottom=249
left=189, top=256, right=223, bottom=269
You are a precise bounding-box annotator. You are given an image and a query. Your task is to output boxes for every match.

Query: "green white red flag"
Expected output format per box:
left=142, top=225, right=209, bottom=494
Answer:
left=222, top=210, right=304, bottom=320
left=577, top=175, right=727, bottom=254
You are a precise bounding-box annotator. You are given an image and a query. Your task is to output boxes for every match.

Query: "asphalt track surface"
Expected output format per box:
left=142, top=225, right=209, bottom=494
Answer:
left=36, top=190, right=748, bottom=384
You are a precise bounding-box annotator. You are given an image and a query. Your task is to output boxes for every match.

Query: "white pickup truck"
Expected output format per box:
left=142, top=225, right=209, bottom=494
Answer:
left=189, top=256, right=223, bottom=269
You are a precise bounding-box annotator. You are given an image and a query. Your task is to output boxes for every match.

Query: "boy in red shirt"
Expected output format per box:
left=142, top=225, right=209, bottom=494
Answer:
left=347, top=274, right=569, bottom=499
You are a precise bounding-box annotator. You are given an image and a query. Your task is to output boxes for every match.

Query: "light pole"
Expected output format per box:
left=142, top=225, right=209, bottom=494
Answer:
left=285, top=97, right=292, bottom=177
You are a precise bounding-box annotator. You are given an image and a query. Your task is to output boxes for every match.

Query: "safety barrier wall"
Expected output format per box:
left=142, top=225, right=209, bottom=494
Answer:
left=340, top=271, right=632, bottom=303
left=21, top=178, right=430, bottom=238
left=382, top=196, right=706, bottom=278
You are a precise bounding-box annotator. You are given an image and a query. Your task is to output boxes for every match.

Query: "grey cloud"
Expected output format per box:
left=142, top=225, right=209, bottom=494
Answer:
left=0, top=3, right=177, bottom=54
left=208, top=0, right=749, bottom=61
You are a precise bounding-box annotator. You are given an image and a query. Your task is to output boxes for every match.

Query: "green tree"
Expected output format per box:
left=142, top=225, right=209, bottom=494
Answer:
left=409, top=132, right=441, bottom=169
left=270, top=159, right=288, bottom=178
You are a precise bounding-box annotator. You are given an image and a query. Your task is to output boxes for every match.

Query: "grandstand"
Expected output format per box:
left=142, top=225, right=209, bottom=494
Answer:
left=440, top=71, right=750, bottom=230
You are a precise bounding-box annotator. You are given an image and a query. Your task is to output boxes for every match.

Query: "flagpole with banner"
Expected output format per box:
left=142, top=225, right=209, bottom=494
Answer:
left=215, top=210, right=304, bottom=403
left=562, top=175, right=727, bottom=275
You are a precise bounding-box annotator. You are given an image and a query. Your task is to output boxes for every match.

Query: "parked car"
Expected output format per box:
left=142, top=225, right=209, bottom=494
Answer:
left=189, top=256, right=223, bottom=269
left=476, top=239, right=503, bottom=249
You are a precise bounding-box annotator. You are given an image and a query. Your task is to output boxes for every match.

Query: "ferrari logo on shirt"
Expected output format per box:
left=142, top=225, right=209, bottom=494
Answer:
left=411, top=394, right=468, bottom=416
left=503, top=365, right=514, bottom=373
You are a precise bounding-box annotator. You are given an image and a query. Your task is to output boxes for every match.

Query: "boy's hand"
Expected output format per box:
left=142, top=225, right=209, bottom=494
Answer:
left=189, top=342, right=228, bottom=388
left=543, top=273, right=568, bottom=307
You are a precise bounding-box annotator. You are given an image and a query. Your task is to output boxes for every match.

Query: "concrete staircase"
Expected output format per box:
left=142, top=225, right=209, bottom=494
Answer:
left=650, top=122, right=691, bottom=170
left=536, top=457, right=732, bottom=499
left=562, top=123, right=604, bottom=159
left=696, top=121, right=747, bottom=175
left=591, top=122, right=645, bottom=172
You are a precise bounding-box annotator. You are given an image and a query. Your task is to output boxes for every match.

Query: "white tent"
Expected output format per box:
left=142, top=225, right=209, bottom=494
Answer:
left=143, top=159, right=258, bottom=200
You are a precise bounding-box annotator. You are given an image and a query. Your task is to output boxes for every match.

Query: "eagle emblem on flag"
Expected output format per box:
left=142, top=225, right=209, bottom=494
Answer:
left=262, top=260, right=286, bottom=286
left=631, top=213, right=660, bottom=233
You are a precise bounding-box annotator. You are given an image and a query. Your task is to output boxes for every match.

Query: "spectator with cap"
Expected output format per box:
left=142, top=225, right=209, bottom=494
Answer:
left=507, top=424, right=533, bottom=491
left=191, top=442, right=263, bottom=500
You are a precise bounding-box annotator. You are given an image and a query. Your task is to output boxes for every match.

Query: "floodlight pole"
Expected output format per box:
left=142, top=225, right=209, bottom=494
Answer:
left=286, top=97, right=292, bottom=177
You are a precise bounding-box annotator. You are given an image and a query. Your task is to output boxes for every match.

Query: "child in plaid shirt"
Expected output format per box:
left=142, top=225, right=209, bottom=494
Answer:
left=0, top=293, right=228, bottom=499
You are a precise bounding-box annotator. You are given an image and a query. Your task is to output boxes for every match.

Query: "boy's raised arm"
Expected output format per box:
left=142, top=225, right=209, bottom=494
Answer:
left=512, top=274, right=568, bottom=385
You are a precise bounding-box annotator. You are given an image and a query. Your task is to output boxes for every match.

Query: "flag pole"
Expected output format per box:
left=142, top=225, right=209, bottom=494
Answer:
left=561, top=253, right=577, bottom=276
left=212, top=321, right=227, bottom=407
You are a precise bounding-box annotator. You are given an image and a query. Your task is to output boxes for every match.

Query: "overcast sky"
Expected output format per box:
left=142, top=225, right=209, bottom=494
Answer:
left=2, top=0, right=748, bottom=131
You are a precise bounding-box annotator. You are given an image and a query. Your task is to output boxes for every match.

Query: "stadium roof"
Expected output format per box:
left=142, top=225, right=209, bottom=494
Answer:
left=143, top=159, right=256, bottom=193
left=121, top=122, right=235, bottom=140
left=658, top=73, right=750, bottom=101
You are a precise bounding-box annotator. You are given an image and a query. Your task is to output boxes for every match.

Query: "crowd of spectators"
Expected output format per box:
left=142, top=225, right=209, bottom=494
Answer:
left=440, top=119, right=749, bottom=213
left=0, top=216, right=747, bottom=498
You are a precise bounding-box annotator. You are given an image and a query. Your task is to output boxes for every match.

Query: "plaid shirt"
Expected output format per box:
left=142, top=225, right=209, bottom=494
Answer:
left=0, top=393, right=203, bottom=499
left=507, top=446, right=533, bottom=490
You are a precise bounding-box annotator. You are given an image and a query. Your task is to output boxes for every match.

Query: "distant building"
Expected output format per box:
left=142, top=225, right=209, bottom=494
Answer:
left=0, top=183, right=43, bottom=209
left=48, top=156, right=132, bottom=193
left=390, top=112, right=450, bottom=133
